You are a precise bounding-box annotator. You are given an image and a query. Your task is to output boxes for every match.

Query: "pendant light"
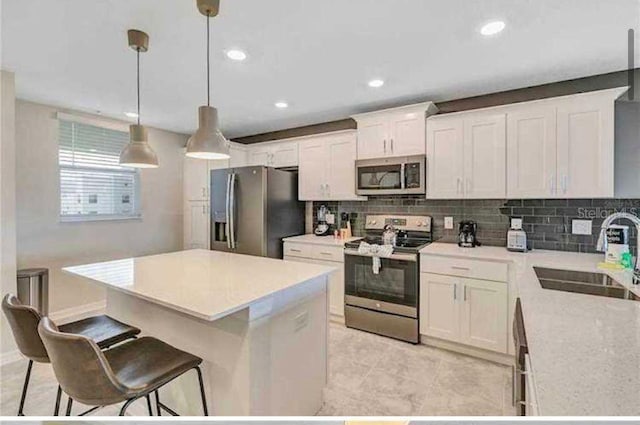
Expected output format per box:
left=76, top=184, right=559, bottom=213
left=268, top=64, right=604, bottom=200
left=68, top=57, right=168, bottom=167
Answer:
left=119, top=29, right=159, bottom=168
left=186, top=0, right=230, bottom=160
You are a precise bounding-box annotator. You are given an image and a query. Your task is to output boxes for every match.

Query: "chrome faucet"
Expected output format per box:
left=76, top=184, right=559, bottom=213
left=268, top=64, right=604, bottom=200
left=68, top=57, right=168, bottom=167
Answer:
left=596, top=212, right=640, bottom=285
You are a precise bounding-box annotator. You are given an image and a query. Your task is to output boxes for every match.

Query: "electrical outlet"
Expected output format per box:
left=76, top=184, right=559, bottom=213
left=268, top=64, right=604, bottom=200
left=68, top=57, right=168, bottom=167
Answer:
left=572, top=219, right=593, bottom=235
left=444, top=217, right=454, bottom=229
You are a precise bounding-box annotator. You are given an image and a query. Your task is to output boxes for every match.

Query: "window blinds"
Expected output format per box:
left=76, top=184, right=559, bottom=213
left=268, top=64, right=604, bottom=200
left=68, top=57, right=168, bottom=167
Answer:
left=58, top=119, right=140, bottom=221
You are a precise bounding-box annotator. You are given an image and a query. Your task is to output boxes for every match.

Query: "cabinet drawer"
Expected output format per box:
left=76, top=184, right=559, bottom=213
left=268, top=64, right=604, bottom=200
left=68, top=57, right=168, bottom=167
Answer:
left=312, top=245, right=344, bottom=263
left=283, top=243, right=314, bottom=258
left=421, top=255, right=508, bottom=282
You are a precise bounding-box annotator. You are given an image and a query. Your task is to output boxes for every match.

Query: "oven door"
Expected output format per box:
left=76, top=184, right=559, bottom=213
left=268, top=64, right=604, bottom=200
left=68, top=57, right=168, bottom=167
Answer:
left=344, top=249, right=418, bottom=318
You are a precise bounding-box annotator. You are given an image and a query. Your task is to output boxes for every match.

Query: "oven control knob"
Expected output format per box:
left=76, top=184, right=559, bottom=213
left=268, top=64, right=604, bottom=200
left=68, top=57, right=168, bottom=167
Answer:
left=416, top=222, right=422, bottom=227
left=376, top=303, right=381, bottom=308
left=369, top=220, right=377, bottom=225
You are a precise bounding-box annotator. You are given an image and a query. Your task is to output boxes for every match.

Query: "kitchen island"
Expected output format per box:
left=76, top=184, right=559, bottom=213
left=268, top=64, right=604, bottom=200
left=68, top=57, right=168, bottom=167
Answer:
left=63, top=249, right=335, bottom=416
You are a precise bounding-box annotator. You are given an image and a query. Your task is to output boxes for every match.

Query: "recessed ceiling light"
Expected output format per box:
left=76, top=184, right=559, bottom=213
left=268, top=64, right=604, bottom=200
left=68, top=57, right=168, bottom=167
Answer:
left=226, top=49, right=247, bottom=61
left=124, top=111, right=139, bottom=118
left=480, top=20, right=505, bottom=36
left=275, top=101, right=288, bottom=109
left=368, top=79, right=385, bottom=88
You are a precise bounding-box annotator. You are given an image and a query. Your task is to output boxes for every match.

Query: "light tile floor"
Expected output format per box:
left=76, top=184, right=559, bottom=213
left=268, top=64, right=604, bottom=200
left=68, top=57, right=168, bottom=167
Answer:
left=0, top=322, right=514, bottom=417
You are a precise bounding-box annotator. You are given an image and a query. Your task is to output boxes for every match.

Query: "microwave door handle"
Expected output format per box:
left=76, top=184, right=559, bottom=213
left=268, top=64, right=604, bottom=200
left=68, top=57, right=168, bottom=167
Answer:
left=401, top=163, right=406, bottom=189
left=225, top=173, right=231, bottom=249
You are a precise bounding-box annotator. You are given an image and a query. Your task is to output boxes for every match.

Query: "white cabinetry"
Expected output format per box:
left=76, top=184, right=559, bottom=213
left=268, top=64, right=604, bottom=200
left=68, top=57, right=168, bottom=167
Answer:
left=427, top=112, right=506, bottom=199
left=248, top=140, right=298, bottom=168
left=298, top=131, right=364, bottom=201
left=283, top=241, right=345, bottom=317
left=352, top=102, right=438, bottom=159
left=420, top=254, right=509, bottom=354
left=184, top=201, right=209, bottom=249
left=506, top=87, right=625, bottom=199
left=524, top=354, right=539, bottom=416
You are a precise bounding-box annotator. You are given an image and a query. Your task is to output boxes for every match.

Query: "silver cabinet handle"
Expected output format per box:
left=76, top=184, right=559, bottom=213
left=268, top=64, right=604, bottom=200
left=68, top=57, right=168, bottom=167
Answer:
left=320, top=252, right=332, bottom=256
left=453, top=284, right=457, bottom=300
left=562, top=175, right=568, bottom=194
left=290, top=248, right=302, bottom=253
left=390, top=138, right=394, bottom=152
left=464, top=285, right=467, bottom=301
left=451, top=266, right=470, bottom=271
left=457, top=177, right=462, bottom=194
left=383, top=139, right=387, bottom=153
left=202, top=187, right=206, bottom=198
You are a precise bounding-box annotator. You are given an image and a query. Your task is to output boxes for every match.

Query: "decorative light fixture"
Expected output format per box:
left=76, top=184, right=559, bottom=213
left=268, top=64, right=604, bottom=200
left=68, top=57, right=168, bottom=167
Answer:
left=186, top=0, right=230, bottom=160
left=119, top=29, right=159, bottom=168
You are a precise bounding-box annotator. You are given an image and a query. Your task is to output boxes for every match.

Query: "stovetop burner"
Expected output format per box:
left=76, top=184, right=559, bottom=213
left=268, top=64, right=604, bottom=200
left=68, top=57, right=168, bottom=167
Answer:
left=344, top=214, right=433, bottom=253
left=347, top=236, right=431, bottom=250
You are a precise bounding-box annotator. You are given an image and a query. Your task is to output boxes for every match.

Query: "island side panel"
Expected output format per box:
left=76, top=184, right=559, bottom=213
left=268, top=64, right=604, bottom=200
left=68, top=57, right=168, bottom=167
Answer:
left=105, top=290, right=252, bottom=415
left=247, top=274, right=328, bottom=415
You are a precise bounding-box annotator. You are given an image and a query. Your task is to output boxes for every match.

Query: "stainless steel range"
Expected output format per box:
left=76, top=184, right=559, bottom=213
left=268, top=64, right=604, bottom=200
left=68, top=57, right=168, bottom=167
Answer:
left=344, top=215, right=432, bottom=343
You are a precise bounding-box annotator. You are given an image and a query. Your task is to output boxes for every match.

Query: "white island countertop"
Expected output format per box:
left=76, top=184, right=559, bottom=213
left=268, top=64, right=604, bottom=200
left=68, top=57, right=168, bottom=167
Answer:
left=63, top=249, right=336, bottom=322
left=420, top=242, right=640, bottom=416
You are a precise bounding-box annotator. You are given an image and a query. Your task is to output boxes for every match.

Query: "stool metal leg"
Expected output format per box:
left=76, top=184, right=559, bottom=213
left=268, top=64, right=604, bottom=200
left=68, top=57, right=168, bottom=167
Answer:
left=146, top=394, right=153, bottom=416
left=195, top=366, right=209, bottom=416
left=155, top=391, right=161, bottom=416
left=54, top=386, right=62, bottom=416
left=65, top=398, right=73, bottom=416
left=17, top=360, right=33, bottom=416
left=119, top=397, right=138, bottom=416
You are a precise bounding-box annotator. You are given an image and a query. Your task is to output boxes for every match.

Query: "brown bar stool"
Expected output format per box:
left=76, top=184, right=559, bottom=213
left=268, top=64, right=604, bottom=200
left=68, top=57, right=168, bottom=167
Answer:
left=38, top=317, right=209, bottom=416
left=2, top=294, right=141, bottom=416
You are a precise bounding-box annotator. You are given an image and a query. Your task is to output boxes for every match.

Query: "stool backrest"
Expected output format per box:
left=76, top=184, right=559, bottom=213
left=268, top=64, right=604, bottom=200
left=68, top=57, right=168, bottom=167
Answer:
left=2, top=294, right=48, bottom=362
left=38, top=317, right=127, bottom=406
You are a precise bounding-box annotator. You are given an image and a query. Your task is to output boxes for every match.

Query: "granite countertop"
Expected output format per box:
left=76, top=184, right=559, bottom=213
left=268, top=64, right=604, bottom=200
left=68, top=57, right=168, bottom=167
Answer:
left=420, top=242, right=640, bottom=416
left=63, top=249, right=335, bottom=322
left=283, top=234, right=362, bottom=246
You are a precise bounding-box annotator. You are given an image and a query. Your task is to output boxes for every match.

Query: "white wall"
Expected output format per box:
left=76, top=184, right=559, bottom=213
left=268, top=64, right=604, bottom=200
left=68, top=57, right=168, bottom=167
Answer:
left=14, top=100, right=186, bottom=314
left=0, top=71, right=17, bottom=357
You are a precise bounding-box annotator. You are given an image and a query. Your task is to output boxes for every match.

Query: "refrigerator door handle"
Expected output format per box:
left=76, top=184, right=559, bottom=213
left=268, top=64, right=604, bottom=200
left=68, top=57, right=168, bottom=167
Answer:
left=230, top=173, right=237, bottom=249
left=225, top=173, right=231, bottom=249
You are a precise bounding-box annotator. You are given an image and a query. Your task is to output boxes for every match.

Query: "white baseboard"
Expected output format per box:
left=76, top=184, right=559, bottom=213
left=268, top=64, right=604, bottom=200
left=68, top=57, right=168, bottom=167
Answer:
left=1, top=300, right=107, bottom=366
left=422, top=335, right=515, bottom=366
left=49, top=300, right=106, bottom=324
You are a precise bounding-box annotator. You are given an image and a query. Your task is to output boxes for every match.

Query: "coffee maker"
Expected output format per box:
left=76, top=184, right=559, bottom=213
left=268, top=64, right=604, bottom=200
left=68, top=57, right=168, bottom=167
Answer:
left=458, top=220, right=480, bottom=248
left=314, top=205, right=332, bottom=236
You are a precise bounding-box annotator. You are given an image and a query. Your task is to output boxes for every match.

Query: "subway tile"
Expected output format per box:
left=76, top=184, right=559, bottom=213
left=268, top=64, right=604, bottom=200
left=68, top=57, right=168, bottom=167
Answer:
left=522, top=199, right=544, bottom=207
left=533, top=207, right=556, bottom=216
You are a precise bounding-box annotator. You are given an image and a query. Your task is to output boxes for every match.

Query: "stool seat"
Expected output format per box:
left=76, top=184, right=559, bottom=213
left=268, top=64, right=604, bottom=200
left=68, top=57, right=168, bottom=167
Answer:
left=59, top=315, right=140, bottom=349
left=104, top=336, right=202, bottom=397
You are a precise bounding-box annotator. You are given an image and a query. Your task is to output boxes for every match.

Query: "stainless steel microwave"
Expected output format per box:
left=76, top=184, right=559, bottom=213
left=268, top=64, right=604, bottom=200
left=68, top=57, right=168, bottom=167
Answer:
left=355, top=155, right=426, bottom=195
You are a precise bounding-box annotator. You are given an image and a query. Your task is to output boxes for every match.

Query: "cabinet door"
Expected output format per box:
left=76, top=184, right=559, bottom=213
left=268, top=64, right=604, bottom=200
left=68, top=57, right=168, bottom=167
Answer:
left=248, top=146, right=271, bottom=166
left=229, top=145, right=247, bottom=168
left=426, top=116, right=465, bottom=199
left=389, top=110, right=426, bottom=156
left=184, top=201, right=209, bottom=249
left=463, top=114, right=506, bottom=198
left=326, top=133, right=359, bottom=200
left=460, top=278, right=508, bottom=353
left=184, top=156, right=209, bottom=201
left=298, top=138, right=328, bottom=200
left=356, top=117, right=388, bottom=159
left=506, top=106, right=557, bottom=198
left=284, top=255, right=344, bottom=317
left=557, top=97, right=615, bottom=198
left=270, top=141, right=298, bottom=168
left=420, top=273, right=461, bottom=341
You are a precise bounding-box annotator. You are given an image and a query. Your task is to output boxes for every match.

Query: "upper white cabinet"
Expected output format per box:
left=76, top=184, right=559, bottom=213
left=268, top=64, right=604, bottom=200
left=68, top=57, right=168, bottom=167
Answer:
left=507, top=87, right=624, bottom=198
left=248, top=140, right=298, bottom=168
left=298, top=131, right=364, bottom=201
left=352, top=102, right=438, bottom=159
left=506, top=106, right=557, bottom=198
left=427, top=112, right=506, bottom=199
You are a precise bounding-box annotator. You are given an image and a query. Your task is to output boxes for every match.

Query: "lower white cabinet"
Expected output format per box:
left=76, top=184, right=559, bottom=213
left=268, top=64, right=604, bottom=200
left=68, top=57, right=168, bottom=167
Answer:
left=184, top=201, right=209, bottom=249
left=420, top=271, right=508, bottom=353
left=283, top=242, right=344, bottom=317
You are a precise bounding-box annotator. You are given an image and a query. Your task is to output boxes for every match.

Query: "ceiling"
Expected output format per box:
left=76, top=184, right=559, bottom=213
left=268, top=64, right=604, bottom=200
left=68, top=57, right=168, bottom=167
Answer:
left=2, top=0, right=639, bottom=139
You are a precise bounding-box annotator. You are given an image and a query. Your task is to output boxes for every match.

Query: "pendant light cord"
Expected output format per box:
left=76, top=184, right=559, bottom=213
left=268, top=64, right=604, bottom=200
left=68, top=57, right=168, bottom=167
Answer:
left=206, top=14, right=211, bottom=107
left=136, top=48, right=141, bottom=125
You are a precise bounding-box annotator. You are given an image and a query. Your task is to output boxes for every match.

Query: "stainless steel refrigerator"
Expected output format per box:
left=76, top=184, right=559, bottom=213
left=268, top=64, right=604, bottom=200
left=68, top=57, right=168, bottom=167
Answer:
left=210, top=166, right=305, bottom=258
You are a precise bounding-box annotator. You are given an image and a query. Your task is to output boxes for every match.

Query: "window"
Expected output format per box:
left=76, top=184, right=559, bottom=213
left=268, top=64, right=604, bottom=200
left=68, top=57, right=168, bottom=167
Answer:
left=58, top=119, right=141, bottom=221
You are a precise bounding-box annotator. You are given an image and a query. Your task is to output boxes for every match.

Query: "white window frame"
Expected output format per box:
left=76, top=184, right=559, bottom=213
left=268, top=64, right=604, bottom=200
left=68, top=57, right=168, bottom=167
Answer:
left=57, top=113, right=142, bottom=223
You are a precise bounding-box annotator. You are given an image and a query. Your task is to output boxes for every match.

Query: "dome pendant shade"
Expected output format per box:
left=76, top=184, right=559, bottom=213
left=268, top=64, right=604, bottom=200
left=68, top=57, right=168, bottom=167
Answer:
left=186, top=106, right=230, bottom=159
left=119, top=124, right=159, bottom=168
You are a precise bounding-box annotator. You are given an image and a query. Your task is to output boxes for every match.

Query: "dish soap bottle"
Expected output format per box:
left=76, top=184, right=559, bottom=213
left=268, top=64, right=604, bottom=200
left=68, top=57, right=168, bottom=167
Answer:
left=621, top=252, right=633, bottom=269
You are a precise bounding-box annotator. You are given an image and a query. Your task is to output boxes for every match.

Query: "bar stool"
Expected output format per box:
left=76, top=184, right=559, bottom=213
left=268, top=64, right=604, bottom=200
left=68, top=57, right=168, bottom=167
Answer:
left=2, top=294, right=141, bottom=415
left=38, top=317, right=209, bottom=416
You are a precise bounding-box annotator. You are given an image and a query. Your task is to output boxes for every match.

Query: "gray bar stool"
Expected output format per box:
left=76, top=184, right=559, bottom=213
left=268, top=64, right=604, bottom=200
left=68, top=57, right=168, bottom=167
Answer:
left=1, top=294, right=141, bottom=415
left=38, top=317, right=209, bottom=416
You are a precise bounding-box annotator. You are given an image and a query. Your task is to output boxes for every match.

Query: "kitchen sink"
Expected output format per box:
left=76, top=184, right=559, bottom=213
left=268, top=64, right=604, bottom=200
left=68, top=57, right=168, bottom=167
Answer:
left=534, top=267, right=639, bottom=301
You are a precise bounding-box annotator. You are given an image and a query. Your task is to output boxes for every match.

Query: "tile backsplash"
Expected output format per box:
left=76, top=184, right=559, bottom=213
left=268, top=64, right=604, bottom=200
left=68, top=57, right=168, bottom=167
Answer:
left=312, top=197, right=640, bottom=255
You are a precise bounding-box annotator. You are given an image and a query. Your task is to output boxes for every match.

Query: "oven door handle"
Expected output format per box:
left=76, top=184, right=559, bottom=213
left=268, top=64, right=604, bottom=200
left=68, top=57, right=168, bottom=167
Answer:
left=344, top=248, right=417, bottom=262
